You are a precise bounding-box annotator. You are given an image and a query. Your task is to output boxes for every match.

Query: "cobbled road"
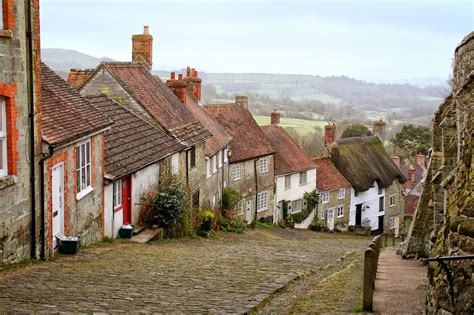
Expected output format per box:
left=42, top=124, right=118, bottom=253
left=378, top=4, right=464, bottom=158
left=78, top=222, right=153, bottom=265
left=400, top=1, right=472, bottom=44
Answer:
left=0, top=228, right=369, bottom=313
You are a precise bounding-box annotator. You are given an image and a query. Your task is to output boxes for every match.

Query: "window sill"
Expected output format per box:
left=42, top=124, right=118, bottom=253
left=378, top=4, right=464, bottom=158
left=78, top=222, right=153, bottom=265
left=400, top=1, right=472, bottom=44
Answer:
left=337, top=215, right=344, bottom=218
left=257, top=208, right=268, bottom=213
left=233, top=178, right=241, bottom=182
left=76, top=186, right=94, bottom=201
left=0, top=30, right=13, bottom=38
left=0, top=175, right=16, bottom=190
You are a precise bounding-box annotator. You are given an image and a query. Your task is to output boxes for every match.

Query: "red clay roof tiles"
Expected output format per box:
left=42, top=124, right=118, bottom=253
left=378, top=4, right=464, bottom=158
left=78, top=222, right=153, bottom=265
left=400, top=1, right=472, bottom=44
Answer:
left=312, top=156, right=351, bottom=192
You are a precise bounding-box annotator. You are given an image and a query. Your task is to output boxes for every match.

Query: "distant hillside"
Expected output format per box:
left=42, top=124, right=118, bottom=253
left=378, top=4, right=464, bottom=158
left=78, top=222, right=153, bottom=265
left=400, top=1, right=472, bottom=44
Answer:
left=42, top=48, right=114, bottom=76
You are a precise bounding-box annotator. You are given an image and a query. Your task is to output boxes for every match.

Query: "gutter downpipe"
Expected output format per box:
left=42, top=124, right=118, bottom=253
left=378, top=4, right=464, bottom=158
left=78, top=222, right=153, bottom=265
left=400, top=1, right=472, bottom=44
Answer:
left=253, top=158, right=258, bottom=227
left=39, top=146, right=54, bottom=260
left=26, top=0, right=37, bottom=260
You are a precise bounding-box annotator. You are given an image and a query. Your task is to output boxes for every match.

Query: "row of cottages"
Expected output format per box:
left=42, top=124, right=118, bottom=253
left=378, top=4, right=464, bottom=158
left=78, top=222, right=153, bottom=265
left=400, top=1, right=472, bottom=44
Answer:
left=261, top=112, right=316, bottom=227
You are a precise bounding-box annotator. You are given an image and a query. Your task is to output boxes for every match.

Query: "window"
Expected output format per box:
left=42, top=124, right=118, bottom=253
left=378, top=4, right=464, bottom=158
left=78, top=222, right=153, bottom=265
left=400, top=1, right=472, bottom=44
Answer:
left=218, top=150, right=222, bottom=168
left=354, top=190, right=359, bottom=197
left=171, top=153, right=179, bottom=175
left=232, top=164, right=241, bottom=181
left=224, top=148, right=228, bottom=163
left=378, top=186, right=383, bottom=195
left=389, top=194, right=395, bottom=207
left=189, top=146, right=196, bottom=168
left=259, top=157, right=268, bottom=173
left=212, top=155, right=217, bottom=173
left=113, top=180, right=122, bottom=209
left=322, top=192, right=329, bottom=204
left=389, top=217, right=395, bottom=229
left=0, top=97, right=7, bottom=177
left=257, top=191, right=268, bottom=212
left=76, top=139, right=92, bottom=198
left=299, top=171, right=307, bottom=185
left=338, top=188, right=345, bottom=199
left=337, top=205, right=344, bottom=217
left=291, top=199, right=303, bottom=213
left=285, top=175, right=291, bottom=189
left=319, top=209, right=325, bottom=219
left=206, top=158, right=211, bottom=179
left=379, top=196, right=384, bottom=212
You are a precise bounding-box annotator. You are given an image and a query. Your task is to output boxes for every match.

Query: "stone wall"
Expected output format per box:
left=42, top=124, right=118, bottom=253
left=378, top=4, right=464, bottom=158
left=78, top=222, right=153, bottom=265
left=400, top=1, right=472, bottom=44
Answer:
left=403, top=32, right=474, bottom=313
left=0, top=0, right=42, bottom=265
left=384, top=180, right=405, bottom=235
left=318, top=187, right=351, bottom=230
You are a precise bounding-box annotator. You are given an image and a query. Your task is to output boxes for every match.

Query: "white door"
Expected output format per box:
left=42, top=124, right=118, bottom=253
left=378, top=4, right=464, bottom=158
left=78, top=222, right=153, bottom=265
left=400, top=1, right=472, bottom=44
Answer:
left=245, top=199, right=253, bottom=223
left=327, top=209, right=335, bottom=230
left=52, top=163, right=64, bottom=249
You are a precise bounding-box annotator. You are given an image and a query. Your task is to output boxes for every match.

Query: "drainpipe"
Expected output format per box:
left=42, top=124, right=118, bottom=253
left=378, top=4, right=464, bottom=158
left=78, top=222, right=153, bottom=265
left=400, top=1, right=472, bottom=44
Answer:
left=253, top=159, right=258, bottom=226
left=185, top=149, right=189, bottom=187
left=220, top=147, right=225, bottom=211
left=25, top=0, right=37, bottom=260
left=39, top=146, right=54, bottom=260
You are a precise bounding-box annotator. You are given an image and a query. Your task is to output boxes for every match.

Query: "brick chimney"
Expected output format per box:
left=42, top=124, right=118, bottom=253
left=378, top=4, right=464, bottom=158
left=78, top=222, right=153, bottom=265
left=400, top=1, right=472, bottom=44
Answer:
left=406, top=165, right=416, bottom=190
left=132, top=25, right=153, bottom=71
left=324, top=123, right=336, bottom=145
left=391, top=156, right=401, bottom=168
left=166, top=72, right=187, bottom=104
left=235, top=96, right=248, bottom=109
left=67, top=69, right=94, bottom=89
left=183, top=66, right=202, bottom=101
left=415, top=153, right=425, bottom=168
left=271, top=111, right=280, bottom=125
left=373, top=119, right=386, bottom=141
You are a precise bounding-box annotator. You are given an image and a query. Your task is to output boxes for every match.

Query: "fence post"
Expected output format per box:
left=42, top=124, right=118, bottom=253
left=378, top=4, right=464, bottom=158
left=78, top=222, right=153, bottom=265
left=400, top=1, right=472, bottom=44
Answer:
left=363, top=248, right=376, bottom=312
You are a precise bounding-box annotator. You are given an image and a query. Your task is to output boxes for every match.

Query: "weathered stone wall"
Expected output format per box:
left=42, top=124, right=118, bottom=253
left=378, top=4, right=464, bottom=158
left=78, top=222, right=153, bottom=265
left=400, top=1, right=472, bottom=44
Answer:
left=384, top=180, right=405, bottom=235
left=0, top=0, right=42, bottom=265
left=201, top=150, right=230, bottom=210
left=318, top=187, right=351, bottom=229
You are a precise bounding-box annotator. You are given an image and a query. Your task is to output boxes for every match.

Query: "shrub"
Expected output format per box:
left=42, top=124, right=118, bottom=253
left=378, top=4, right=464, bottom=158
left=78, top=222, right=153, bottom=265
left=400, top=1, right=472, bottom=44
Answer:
left=217, top=215, right=247, bottom=233
left=221, top=187, right=241, bottom=218
left=154, top=184, right=187, bottom=227
left=201, top=210, right=215, bottom=231
left=310, top=218, right=326, bottom=232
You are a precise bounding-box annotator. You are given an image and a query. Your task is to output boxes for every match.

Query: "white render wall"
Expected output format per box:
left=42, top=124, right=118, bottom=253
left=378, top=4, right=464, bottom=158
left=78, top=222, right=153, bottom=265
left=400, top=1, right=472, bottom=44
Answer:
left=274, top=168, right=316, bottom=223
left=103, top=183, right=123, bottom=238
left=131, top=163, right=160, bottom=225
left=349, top=181, right=385, bottom=231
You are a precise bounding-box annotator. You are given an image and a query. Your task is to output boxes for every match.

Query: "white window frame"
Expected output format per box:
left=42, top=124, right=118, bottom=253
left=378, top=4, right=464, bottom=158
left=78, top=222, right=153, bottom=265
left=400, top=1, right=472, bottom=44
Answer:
left=322, top=192, right=329, bottom=204
left=299, top=171, right=307, bottom=185
left=338, top=188, right=345, bottom=199
left=0, top=97, right=8, bottom=178
left=389, top=194, right=395, bottom=207
left=291, top=199, right=303, bottom=213
left=337, top=205, right=344, bottom=218
left=284, top=175, right=291, bottom=190
left=212, top=155, right=217, bottom=173
left=171, top=153, right=179, bottom=175
left=232, top=164, right=241, bottom=181
left=259, top=157, right=268, bottom=173
left=257, top=191, right=268, bottom=212
left=224, top=148, right=228, bottom=163
left=113, top=180, right=122, bottom=209
left=76, top=139, right=93, bottom=199
left=389, top=217, right=396, bottom=229
left=218, top=150, right=222, bottom=168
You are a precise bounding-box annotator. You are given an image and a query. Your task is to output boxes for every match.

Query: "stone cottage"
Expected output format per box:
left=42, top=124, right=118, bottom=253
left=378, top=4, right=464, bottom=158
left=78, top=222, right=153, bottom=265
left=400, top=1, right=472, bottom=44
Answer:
left=166, top=67, right=233, bottom=209
left=0, top=0, right=42, bottom=264
left=329, top=136, right=406, bottom=234
left=77, top=28, right=210, bottom=208
left=41, top=63, right=112, bottom=252
left=85, top=94, right=185, bottom=237
left=403, top=32, right=473, bottom=313
left=205, top=97, right=275, bottom=223
left=312, top=157, right=351, bottom=231
left=261, top=111, right=316, bottom=228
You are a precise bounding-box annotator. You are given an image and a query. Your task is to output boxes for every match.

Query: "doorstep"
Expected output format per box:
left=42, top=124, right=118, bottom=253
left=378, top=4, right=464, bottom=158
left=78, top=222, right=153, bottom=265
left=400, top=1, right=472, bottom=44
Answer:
left=130, top=228, right=163, bottom=244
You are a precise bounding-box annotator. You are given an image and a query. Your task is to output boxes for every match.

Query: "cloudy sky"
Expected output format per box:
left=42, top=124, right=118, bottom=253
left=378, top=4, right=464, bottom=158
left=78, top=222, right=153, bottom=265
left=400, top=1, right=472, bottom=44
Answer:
left=41, top=0, right=473, bottom=82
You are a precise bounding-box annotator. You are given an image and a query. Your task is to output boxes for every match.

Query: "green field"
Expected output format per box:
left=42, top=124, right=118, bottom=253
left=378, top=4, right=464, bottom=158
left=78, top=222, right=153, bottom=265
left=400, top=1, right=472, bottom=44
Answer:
left=253, top=115, right=327, bottom=135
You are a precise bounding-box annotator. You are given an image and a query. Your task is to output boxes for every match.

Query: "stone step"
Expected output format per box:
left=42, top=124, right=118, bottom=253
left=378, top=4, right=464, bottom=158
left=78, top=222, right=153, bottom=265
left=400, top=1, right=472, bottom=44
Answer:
left=133, top=225, right=145, bottom=235
left=130, top=228, right=163, bottom=244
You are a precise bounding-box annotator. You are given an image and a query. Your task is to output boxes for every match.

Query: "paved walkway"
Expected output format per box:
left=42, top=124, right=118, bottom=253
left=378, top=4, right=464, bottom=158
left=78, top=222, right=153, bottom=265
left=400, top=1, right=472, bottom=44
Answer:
left=373, top=247, right=428, bottom=314
left=0, top=228, right=370, bottom=313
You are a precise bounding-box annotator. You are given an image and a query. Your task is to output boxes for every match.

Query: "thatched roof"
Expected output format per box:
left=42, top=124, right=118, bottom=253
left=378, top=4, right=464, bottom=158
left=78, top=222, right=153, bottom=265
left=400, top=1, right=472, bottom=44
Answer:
left=329, top=136, right=406, bottom=192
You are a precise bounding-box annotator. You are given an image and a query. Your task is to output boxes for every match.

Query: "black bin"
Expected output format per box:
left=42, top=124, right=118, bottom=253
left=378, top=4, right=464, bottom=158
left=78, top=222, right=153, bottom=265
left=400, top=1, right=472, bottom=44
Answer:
left=119, top=225, right=134, bottom=238
left=58, top=237, right=80, bottom=255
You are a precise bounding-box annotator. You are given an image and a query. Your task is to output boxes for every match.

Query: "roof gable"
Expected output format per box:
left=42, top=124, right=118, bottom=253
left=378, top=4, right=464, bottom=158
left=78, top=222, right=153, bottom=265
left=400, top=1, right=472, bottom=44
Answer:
left=41, top=63, right=111, bottom=146
left=329, top=136, right=406, bottom=191
left=312, top=157, right=351, bottom=192
left=261, top=124, right=315, bottom=175
left=204, top=104, right=274, bottom=162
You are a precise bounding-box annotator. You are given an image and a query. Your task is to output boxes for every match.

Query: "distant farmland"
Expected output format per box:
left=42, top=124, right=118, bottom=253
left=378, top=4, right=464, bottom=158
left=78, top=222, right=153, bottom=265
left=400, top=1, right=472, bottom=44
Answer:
left=253, top=115, right=327, bottom=135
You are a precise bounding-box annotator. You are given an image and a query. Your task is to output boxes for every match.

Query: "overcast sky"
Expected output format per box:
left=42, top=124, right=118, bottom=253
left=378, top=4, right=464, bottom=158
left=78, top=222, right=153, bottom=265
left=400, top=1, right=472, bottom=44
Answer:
left=41, top=0, right=473, bottom=82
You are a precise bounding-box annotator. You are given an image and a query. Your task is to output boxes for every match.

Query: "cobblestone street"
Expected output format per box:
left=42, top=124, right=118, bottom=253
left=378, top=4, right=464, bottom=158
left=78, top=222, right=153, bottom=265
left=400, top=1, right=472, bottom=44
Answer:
left=0, top=228, right=369, bottom=313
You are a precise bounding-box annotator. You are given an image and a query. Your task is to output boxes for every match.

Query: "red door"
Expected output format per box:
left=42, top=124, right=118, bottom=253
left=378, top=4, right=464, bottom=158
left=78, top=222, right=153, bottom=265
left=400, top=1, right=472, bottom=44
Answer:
left=122, top=176, right=132, bottom=224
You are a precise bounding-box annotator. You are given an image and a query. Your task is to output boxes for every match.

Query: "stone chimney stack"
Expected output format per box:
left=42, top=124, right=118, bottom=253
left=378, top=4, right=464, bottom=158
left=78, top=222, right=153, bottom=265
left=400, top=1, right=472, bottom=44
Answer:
left=183, top=66, right=202, bottom=101
left=271, top=111, right=281, bottom=125
left=415, top=153, right=426, bottom=168
left=391, top=156, right=401, bottom=168
left=324, top=123, right=336, bottom=145
left=132, top=25, right=153, bottom=71
left=235, top=96, right=249, bottom=109
left=67, top=69, right=94, bottom=89
left=373, top=119, right=386, bottom=141
left=166, top=72, right=187, bottom=104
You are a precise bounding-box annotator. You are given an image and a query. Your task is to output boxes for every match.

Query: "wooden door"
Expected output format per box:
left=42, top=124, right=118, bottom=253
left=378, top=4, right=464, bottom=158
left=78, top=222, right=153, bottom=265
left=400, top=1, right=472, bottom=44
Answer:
left=122, top=176, right=132, bottom=225
left=378, top=215, right=384, bottom=234
left=356, top=204, right=362, bottom=226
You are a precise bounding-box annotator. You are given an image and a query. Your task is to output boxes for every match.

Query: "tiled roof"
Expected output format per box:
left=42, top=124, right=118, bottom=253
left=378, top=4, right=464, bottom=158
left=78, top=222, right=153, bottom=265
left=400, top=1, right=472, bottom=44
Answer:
left=261, top=124, right=315, bottom=176
left=86, top=94, right=185, bottom=179
left=312, top=157, right=351, bottom=192
left=184, top=94, right=232, bottom=157
left=204, top=104, right=274, bottom=162
left=401, top=164, right=425, bottom=187
left=404, top=195, right=420, bottom=215
left=97, top=62, right=210, bottom=146
left=329, top=136, right=406, bottom=191
left=41, top=63, right=111, bottom=146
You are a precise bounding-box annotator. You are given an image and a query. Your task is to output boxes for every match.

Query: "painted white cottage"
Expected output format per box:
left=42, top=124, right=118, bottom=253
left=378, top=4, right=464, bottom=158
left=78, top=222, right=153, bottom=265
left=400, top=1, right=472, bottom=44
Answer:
left=261, top=112, right=317, bottom=228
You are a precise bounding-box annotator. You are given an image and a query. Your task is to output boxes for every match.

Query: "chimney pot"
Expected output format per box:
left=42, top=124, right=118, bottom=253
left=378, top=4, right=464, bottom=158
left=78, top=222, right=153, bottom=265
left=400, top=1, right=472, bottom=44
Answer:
left=194, top=70, right=198, bottom=78
left=235, top=96, right=249, bottom=109
left=324, top=123, right=336, bottom=145
left=143, top=25, right=149, bottom=34
left=170, top=72, right=176, bottom=80
left=186, top=66, right=191, bottom=77
left=178, top=74, right=183, bottom=81
left=271, top=111, right=281, bottom=125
